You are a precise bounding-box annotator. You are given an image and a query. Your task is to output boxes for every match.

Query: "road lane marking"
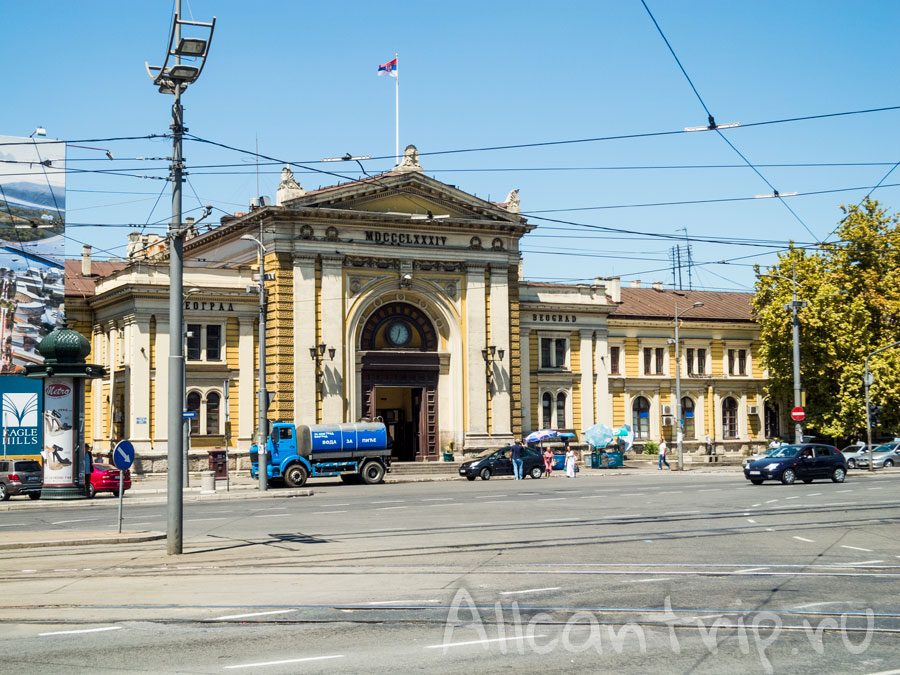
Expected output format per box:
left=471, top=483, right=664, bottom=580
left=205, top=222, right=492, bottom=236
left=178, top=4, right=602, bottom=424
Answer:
left=733, top=567, right=766, bottom=574
left=841, top=545, right=873, bottom=552
left=319, top=503, right=349, bottom=507
left=484, top=501, right=511, bottom=504
left=210, top=610, right=296, bottom=621
left=50, top=518, right=98, bottom=525
left=699, top=489, right=720, bottom=492
left=376, top=506, right=407, bottom=510
left=428, top=503, right=463, bottom=507
left=793, top=536, right=815, bottom=543
left=224, top=655, right=344, bottom=669
left=623, top=577, right=671, bottom=583
left=366, top=600, right=440, bottom=605
left=621, top=493, right=645, bottom=496
left=253, top=514, right=291, bottom=518
left=0, top=523, right=25, bottom=527
left=751, top=504, right=761, bottom=507
left=845, top=560, right=884, bottom=565
left=186, top=517, right=228, bottom=522
left=765, top=500, right=778, bottom=504
left=868, top=487, right=883, bottom=490
left=836, top=490, right=852, bottom=493
left=312, top=510, right=347, bottom=514
left=476, top=494, right=505, bottom=498
left=422, top=498, right=453, bottom=501
left=580, top=495, right=605, bottom=499
left=785, top=496, right=800, bottom=500
left=660, top=491, right=682, bottom=494
left=747, top=519, right=757, bottom=524
left=538, top=497, right=566, bottom=501
left=808, top=493, right=822, bottom=496
left=372, top=500, right=405, bottom=504
left=426, top=636, right=545, bottom=650
left=499, top=587, right=561, bottom=595
left=39, top=626, right=121, bottom=636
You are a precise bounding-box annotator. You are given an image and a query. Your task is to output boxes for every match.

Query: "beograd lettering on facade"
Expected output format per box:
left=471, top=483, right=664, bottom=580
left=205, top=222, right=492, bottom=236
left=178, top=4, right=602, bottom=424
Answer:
left=533, top=313, right=578, bottom=323
left=183, top=301, right=235, bottom=312
left=365, top=231, right=448, bottom=247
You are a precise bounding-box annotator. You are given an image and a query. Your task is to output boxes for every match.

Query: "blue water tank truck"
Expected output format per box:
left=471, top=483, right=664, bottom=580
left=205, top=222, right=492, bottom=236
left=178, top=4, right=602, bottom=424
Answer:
left=250, top=421, right=392, bottom=487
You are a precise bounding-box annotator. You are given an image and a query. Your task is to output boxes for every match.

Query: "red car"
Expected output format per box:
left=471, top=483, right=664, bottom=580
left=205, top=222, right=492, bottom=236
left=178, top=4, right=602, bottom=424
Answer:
left=86, top=462, right=131, bottom=498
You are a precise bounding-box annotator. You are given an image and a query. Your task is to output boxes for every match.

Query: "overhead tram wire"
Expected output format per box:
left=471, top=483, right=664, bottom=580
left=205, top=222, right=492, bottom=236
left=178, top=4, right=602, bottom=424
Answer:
left=639, top=0, right=820, bottom=243
left=821, top=157, right=900, bottom=243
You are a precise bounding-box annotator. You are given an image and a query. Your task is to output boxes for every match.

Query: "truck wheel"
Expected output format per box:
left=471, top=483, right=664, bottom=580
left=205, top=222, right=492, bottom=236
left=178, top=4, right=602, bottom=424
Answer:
left=360, top=461, right=385, bottom=485
left=284, top=463, right=308, bottom=488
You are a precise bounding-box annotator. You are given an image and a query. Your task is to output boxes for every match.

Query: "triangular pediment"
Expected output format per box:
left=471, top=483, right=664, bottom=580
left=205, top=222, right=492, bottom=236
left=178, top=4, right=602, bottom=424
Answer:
left=283, top=171, right=523, bottom=224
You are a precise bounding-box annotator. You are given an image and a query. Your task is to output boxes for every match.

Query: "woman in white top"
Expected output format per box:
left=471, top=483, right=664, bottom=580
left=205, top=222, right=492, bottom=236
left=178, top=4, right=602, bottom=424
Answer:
left=565, top=447, right=577, bottom=478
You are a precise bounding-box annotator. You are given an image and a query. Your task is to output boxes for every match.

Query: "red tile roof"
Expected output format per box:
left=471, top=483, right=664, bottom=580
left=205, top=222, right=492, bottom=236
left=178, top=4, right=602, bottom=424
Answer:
left=611, top=287, right=754, bottom=322
left=65, top=260, right=127, bottom=299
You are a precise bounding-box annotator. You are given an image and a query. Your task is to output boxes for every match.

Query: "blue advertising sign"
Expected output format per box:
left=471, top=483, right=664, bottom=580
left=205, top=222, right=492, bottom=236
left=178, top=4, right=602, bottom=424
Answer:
left=308, top=423, right=387, bottom=453
left=112, top=440, right=135, bottom=471
left=0, top=375, right=42, bottom=457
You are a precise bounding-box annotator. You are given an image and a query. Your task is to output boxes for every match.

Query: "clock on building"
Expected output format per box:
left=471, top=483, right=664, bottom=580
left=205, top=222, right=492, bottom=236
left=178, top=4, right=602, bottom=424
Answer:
left=387, top=321, right=411, bottom=347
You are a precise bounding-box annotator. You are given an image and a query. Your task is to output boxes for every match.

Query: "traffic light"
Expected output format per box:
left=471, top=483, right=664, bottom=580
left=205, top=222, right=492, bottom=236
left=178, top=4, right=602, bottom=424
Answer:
left=868, top=403, right=883, bottom=425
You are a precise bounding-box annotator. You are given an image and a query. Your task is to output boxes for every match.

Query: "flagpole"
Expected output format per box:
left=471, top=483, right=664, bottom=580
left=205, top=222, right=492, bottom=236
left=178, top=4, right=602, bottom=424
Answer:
left=395, top=53, right=399, bottom=165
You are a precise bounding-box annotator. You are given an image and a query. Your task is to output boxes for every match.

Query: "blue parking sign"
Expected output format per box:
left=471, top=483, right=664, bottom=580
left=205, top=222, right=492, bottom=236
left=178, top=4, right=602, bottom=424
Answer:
left=112, top=440, right=135, bottom=471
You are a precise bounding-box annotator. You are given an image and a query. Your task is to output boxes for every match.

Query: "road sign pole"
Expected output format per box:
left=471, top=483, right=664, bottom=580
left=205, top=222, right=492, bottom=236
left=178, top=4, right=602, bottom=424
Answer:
left=111, top=440, right=135, bottom=535
left=117, top=470, right=124, bottom=533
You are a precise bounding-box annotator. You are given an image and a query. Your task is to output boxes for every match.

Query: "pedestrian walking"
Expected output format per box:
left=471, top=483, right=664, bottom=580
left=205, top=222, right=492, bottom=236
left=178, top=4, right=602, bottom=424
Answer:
left=565, top=446, right=577, bottom=478
left=658, top=439, right=671, bottom=470
left=543, top=447, right=554, bottom=476
left=510, top=439, right=524, bottom=480
left=768, top=438, right=780, bottom=449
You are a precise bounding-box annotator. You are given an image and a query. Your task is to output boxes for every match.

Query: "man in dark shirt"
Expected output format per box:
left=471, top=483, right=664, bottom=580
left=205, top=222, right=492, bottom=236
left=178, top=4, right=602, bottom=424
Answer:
left=510, top=439, right=524, bottom=480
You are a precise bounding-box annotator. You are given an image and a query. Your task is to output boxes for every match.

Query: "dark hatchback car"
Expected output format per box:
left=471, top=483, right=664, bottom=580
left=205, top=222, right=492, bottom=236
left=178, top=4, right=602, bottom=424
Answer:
left=744, top=444, right=847, bottom=485
left=0, top=459, right=43, bottom=500
left=459, top=446, right=545, bottom=480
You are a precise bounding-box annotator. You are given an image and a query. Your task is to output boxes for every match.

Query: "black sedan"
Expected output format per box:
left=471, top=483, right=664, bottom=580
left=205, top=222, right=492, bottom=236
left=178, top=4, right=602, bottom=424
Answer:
left=459, top=446, right=545, bottom=480
left=744, top=444, right=847, bottom=485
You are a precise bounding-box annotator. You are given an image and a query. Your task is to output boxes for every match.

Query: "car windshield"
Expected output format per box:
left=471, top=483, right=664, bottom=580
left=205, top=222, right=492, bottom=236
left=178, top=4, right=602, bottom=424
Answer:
left=871, top=445, right=896, bottom=454
left=768, top=445, right=801, bottom=458
left=13, top=461, right=41, bottom=472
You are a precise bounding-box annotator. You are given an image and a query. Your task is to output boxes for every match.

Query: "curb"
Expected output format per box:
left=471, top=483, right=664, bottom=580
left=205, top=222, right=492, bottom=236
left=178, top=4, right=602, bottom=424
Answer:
left=0, top=531, right=167, bottom=551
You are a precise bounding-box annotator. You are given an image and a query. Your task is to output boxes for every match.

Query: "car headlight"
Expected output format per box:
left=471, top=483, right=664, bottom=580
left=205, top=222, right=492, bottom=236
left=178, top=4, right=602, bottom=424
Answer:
left=764, top=463, right=780, bottom=470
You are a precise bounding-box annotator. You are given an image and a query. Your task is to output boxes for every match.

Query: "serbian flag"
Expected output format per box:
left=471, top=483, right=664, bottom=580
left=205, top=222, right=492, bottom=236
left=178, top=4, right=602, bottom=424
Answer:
left=378, top=57, right=397, bottom=77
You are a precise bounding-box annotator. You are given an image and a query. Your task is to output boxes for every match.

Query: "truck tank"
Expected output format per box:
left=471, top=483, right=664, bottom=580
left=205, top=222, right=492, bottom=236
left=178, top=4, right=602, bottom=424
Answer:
left=296, top=422, right=388, bottom=458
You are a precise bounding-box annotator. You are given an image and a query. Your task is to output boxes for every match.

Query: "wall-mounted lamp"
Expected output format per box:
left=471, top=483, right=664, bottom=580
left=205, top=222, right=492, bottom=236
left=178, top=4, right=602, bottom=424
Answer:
left=399, top=273, right=412, bottom=289
left=482, top=345, right=505, bottom=382
left=309, top=342, right=336, bottom=382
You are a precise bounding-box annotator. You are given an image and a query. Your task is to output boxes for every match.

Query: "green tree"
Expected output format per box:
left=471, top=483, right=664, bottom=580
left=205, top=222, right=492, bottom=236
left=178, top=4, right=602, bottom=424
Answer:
left=753, top=199, right=900, bottom=439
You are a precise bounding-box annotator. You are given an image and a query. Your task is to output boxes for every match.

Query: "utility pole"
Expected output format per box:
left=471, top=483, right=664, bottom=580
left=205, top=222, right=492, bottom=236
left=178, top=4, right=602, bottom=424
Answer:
left=788, top=265, right=804, bottom=444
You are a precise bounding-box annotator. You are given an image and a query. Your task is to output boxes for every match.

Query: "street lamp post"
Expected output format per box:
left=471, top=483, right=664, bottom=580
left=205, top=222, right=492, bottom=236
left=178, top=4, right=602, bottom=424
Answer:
left=864, top=340, right=900, bottom=473
left=673, top=300, right=703, bottom=471
left=760, top=266, right=806, bottom=444
left=241, top=234, right=268, bottom=492
left=145, top=2, right=215, bottom=555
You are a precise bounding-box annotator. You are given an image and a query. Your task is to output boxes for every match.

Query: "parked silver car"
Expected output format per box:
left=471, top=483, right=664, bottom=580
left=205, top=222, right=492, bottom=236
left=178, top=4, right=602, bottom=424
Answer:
left=742, top=447, right=780, bottom=469
left=841, top=444, right=873, bottom=469
left=855, top=443, right=900, bottom=469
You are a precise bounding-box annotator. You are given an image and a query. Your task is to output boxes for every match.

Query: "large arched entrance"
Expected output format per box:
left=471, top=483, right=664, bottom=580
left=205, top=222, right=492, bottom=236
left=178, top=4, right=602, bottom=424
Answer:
left=359, top=302, right=439, bottom=461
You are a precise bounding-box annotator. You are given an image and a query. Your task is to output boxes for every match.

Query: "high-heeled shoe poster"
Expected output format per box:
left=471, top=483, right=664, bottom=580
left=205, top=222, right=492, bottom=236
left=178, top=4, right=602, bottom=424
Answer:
left=42, top=378, right=74, bottom=485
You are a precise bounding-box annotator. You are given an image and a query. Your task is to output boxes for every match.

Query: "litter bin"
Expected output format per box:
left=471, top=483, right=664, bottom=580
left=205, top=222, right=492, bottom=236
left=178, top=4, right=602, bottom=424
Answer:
left=208, top=450, right=228, bottom=480
left=443, top=451, right=454, bottom=462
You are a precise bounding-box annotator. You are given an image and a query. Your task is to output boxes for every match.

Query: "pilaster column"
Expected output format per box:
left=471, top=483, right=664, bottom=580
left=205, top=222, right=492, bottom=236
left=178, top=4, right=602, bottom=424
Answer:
left=488, top=264, right=511, bottom=435
left=520, top=326, right=531, bottom=432
left=465, top=264, right=488, bottom=434
left=594, top=330, right=611, bottom=426
left=238, top=316, right=255, bottom=443
left=154, top=320, right=170, bottom=445
left=293, top=254, right=318, bottom=423
left=320, top=255, right=345, bottom=422
left=129, top=317, right=152, bottom=449
left=580, top=329, right=594, bottom=429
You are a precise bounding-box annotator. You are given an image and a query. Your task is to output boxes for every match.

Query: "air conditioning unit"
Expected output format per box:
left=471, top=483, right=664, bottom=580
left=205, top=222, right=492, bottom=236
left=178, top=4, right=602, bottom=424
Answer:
left=662, top=415, right=674, bottom=426
left=662, top=404, right=673, bottom=416
left=748, top=405, right=759, bottom=415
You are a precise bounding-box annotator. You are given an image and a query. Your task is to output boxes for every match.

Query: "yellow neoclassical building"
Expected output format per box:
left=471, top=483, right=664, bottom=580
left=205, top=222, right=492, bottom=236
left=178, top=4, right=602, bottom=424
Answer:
left=65, top=147, right=775, bottom=470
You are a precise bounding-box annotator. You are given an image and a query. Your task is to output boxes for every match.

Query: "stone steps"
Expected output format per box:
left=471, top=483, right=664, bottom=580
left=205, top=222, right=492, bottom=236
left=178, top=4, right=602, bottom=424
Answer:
left=390, top=462, right=461, bottom=475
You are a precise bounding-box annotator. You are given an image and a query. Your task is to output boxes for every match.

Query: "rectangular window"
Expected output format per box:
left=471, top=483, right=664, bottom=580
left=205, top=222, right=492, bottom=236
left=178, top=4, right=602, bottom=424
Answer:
left=738, top=349, right=747, bottom=375
left=206, top=325, right=222, bottom=362
left=697, top=348, right=706, bottom=375
left=541, top=338, right=552, bottom=368
left=643, top=347, right=652, bottom=375
left=186, top=323, right=202, bottom=361
left=609, top=346, right=620, bottom=375
left=686, top=348, right=695, bottom=375
left=655, top=348, right=664, bottom=374
left=555, top=339, right=566, bottom=367
left=728, top=349, right=735, bottom=375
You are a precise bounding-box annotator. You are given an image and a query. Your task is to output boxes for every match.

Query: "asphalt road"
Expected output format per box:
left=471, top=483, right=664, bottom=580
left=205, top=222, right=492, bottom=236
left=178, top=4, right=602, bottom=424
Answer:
left=1, top=471, right=899, bottom=674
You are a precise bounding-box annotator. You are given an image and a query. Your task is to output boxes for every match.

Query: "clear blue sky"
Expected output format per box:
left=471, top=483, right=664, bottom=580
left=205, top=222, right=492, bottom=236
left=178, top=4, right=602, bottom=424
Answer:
left=3, top=0, right=898, bottom=291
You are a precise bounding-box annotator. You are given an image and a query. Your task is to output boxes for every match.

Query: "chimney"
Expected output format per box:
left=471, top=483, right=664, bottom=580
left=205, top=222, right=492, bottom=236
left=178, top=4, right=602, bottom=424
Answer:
left=81, top=245, right=92, bottom=277
left=606, top=276, right=621, bottom=303
left=630, top=280, right=642, bottom=289
left=652, top=281, right=664, bottom=291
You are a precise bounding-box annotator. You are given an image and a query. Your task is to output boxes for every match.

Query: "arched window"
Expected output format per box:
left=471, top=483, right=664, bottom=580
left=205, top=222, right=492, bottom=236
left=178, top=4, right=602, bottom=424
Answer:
left=764, top=401, right=780, bottom=439
left=632, top=396, right=650, bottom=440
left=722, top=397, right=738, bottom=439
left=542, top=392, right=552, bottom=429
left=206, top=392, right=221, bottom=435
left=681, top=397, right=695, bottom=439
left=556, top=392, right=567, bottom=429
left=186, top=391, right=201, bottom=435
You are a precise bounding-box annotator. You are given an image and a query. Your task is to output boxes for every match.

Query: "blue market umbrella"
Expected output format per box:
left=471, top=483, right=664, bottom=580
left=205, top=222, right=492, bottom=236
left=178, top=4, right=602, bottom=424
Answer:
left=525, top=429, right=558, bottom=444
left=582, top=423, right=614, bottom=449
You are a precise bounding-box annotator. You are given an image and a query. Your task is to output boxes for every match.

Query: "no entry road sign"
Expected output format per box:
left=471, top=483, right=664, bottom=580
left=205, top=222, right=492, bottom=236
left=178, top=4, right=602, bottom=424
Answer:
left=791, top=407, right=805, bottom=422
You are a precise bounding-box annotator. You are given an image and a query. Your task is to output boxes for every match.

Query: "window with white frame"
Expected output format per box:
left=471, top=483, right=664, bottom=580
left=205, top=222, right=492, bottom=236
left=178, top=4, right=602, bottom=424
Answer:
left=540, top=389, right=569, bottom=428
left=540, top=336, right=568, bottom=369
left=727, top=347, right=749, bottom=376
left=722, top=397, right=738, bottom=439
left=681, top=396, right=696, bottom=439
left=186, top=389, right=223, bottom=436
left=685, top=345, right=708, bottom=376
left=186, top=323, right=224, bottom=363
left=632, top=396, right=651, bottom=440
left=642, top=346, right=666, bottom=375
left=608, top=345, right=622, bottom=375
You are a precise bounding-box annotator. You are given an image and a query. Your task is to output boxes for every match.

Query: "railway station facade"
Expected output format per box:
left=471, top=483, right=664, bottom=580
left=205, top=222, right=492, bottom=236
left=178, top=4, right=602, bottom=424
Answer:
left=64, top=147, right=776, bottom=470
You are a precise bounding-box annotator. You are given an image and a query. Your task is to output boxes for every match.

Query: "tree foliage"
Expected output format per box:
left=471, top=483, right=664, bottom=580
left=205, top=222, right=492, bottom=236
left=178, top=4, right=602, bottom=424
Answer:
left=752, top=199, right=900, bottom=439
